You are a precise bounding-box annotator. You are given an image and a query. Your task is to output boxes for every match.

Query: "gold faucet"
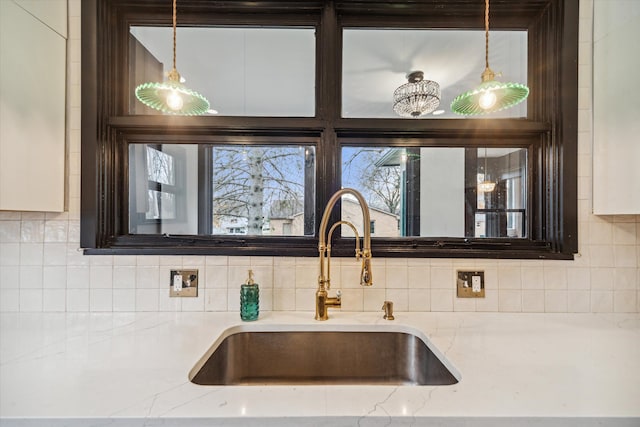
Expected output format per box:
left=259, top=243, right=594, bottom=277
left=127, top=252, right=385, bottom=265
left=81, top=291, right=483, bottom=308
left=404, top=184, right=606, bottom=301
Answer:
left=316, top=188, right=373, bottom=320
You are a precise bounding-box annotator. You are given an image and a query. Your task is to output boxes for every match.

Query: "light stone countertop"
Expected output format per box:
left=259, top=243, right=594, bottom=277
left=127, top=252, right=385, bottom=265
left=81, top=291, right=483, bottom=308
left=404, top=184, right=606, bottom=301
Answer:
left=0, top=311, right=639, bottom=426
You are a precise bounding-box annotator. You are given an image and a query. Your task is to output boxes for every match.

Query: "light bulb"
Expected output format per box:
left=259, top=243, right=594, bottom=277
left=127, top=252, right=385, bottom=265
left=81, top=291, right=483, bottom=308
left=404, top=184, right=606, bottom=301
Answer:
left=478, top=90, right=497, bottom=110
left=166, top=90, right=184, bottom=111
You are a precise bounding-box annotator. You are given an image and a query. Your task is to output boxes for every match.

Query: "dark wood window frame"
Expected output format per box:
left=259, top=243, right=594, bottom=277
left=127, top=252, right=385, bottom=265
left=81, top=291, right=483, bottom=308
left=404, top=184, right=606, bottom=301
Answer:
left=81, top=0, right=579, bottom=259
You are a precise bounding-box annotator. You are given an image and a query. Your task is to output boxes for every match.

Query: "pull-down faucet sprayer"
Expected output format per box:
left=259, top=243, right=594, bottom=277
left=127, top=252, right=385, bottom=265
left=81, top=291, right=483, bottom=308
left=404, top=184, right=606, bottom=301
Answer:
left=316, top=188, right=373, bottom=320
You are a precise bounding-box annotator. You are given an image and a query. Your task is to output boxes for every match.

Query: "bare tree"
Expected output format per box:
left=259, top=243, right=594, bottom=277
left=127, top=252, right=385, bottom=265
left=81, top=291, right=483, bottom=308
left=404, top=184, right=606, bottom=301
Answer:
left=212, top=146, right=306, bottom=235
left=343, top=148, right=401, bottom=215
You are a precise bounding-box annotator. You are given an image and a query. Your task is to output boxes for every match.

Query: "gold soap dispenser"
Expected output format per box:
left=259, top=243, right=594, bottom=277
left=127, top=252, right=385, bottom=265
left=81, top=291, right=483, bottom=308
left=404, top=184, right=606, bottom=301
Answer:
left=240, top=269, right=259, bottom=321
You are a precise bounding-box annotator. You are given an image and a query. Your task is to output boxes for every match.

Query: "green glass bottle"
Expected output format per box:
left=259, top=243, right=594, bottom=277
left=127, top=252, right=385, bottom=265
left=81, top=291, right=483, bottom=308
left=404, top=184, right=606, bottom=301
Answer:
left=240, top=269, right=259, bottom=321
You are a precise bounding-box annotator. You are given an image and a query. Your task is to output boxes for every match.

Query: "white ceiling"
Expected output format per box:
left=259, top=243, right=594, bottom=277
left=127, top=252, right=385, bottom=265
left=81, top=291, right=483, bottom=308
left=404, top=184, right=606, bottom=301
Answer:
left=131, top=26, right=527, bottom=119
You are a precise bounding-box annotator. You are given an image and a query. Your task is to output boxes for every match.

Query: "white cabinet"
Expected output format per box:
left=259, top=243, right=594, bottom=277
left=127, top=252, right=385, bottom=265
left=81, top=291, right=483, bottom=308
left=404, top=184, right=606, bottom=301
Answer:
left=0, top=0, right=67, bottom=212
left=592, top=0, right=640, bottom=214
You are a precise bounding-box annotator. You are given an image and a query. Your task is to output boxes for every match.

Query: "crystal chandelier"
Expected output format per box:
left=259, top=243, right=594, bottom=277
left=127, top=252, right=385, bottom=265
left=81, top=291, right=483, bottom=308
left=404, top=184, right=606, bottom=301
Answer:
left=451, top=0, right=529, bottom=115
left=393, top=71, right=441, bottom=118
left=135, top=0, right=210, bottom=115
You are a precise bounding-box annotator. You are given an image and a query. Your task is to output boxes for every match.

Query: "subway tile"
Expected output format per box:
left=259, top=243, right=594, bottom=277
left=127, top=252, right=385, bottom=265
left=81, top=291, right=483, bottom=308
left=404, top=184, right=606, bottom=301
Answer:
left=43, top=266, right=66, bottom=289
left=43, top=243, right=68, bottom=265
left=567, top=268, right=590, bottom=290
left=431, top=267, right=453, bottom=289
left=19, top=289, right=43, bottom=312
left=591, top=291, right=613, bottom=313
left=182, top=294, right=205, bottom=312
left=136, top=255, right=159, bottom=266
left=159, top=290, right=181, bottom=312
left=545, top=290, right=568, bottom=313
left=544, top=267, right=568, bottom=290
left=522, top=290, right=545, bottom=312
left=113, top=289, right=136, bottom=312
left=385, top=289, right=408, bottom=312
left=614, top=246, right=637, bottom=268
left=430, top=289, right=453, bottom=312
left=498, top=267, right=522, bottom=290
left=43, top=289, right=66, bottom=312
left=453, top=296, right=476, bottom=312
left=66, top=266, right=90, bottom=289
left=613, top=223, right=636, bottom=245
left=0, top=266, right=19, bottom=290
left=136, top=266, right=160, bottom=289
left=205, top=265, right=228, bottom=289
left=385, top=266, right=408, bottom=289
left=476, top=289, right=499, bottom=312
left=340, top=288, right=364, bottom=311
left=251, top=265, right=273, bottom=290
left=135, top=289, right=159, bottom=311
left=407, top=266, right=430, bottom=289
left=294, top=288, right=315, bottom=311
left=363, top=288, right=386, bottom=311
left=0, top=289, right=19, bottom=311
left=499, top=290, right=522, bottom=312
left=206, top=255, right=229, bottom=266
left=89, top=289, right=113, bottom=312
left=19, top=266, right=42, bottom=289
left=89, top=255, right=113, bottom=266
left=568, top=290, right=590, bottom=313
left=614, top=268, right=637, bottom=290
left=590, top=267, right=614, bottom=290
left=19, top=243, right=43, bottom=266
left=273, top=289, right=296, bottom=311
left=20, top=221, right=44, bottom=243
left=408, top=289, right=430, bottom=312
left=613, top=290, right=637, bottom=313
left=113, top=266, right=136, bottom=289
left=113, top=255, right=137, bottom=266
left=44, top=221, right=69, bottom=242
left=0, top=221, right=21, bottom=242
left=90, top=266, right=113, bottom=289
left=204, top=289, right=228, bottom=311
left=259, top=288, right=273, bottom=311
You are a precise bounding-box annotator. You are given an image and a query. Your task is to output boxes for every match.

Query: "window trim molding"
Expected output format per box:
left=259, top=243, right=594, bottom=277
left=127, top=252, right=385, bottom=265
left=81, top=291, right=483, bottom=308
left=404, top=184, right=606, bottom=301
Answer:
left=81, top=0, right=579, bottom=259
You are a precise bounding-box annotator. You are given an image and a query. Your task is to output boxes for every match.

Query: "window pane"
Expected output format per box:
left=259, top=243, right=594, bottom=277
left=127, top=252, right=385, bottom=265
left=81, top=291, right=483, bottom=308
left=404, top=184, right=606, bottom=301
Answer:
left=129, top=27, right=315, bottom=116
left=212, top=145, right=314, bottom=236
left=342, top=29, right=527, bottom=119
left=146, top=146, right=175, bottom=185
left=342, top=146, right=527, bottom=238
left=129, top=144, right=315, bottom=236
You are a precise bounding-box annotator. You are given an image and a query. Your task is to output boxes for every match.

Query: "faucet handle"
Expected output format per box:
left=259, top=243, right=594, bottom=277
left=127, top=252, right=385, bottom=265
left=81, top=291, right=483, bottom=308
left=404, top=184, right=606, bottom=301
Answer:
left=335, top=289, right=342, bottom=299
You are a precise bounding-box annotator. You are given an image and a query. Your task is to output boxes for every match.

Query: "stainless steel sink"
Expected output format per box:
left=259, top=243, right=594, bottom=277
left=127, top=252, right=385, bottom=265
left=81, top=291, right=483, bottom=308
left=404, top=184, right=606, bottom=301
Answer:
left=189, top=327, right=459, bottom=386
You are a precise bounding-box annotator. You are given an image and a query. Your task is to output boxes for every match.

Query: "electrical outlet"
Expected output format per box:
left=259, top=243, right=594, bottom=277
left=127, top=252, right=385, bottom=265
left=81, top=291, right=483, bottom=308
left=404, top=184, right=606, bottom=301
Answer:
left=170, top=269, right=198, bottom=297
left=456, top=270, right=485, bottom=298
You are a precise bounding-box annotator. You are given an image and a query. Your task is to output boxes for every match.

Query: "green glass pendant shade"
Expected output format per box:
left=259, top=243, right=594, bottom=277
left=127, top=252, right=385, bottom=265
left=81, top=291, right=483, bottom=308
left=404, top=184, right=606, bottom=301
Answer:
left=451, top=79, right=529, bottom=116
left=134, top=0, right=210, bottom=116
left=135, top=77, right=210, bottom=116
left=450, top=0, right=529, bottom=116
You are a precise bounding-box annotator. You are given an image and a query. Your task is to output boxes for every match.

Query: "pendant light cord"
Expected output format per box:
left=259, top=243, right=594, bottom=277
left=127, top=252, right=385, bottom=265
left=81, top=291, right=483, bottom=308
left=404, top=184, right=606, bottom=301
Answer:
left=481, top=0, right=495, bottom=82
left=172, top=0, right=177, bottom=71
left=484, top=0, right=490, bottom=70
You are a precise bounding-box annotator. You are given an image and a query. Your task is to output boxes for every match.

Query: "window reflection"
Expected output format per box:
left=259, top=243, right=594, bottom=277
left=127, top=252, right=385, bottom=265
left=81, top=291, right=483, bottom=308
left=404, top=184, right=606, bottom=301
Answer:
left=342, top=28, right=527, bottom=119
left=342, top=146, right=527, bottom=238
left=129, top=26, right=316, bottom=117
left=129, top=144, right=316, bottom=236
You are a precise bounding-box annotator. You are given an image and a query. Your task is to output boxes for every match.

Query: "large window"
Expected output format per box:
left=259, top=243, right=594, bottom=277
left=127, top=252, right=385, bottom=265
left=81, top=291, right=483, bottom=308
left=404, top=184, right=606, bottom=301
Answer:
left=81, top=0, right=578, bottom=259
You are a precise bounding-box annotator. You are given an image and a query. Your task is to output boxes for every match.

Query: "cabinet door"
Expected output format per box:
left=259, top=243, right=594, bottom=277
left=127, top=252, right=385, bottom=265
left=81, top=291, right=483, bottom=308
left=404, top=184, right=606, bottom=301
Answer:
left=0, top=0, right=67, bottom=212
left=592, top=0, right=640, bottom=214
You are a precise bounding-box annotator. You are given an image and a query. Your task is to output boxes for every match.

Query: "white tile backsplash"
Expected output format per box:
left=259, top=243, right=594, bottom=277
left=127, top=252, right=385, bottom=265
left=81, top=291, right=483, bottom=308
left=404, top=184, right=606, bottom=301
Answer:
left=0, top=0, right=638, bottom=315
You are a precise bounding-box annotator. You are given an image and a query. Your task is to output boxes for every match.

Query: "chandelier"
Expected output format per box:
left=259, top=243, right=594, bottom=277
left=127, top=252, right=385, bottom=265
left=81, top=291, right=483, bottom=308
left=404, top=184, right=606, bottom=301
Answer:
left=393, top=71, right=441, bottom=118
left=135, top=0, right=210, bottom=115
left=451, top=0, right=529, bottom=115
